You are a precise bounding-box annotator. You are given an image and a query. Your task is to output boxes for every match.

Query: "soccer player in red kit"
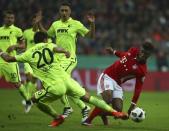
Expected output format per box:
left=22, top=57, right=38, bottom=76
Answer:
left=82, top=39, right=154, bottom=125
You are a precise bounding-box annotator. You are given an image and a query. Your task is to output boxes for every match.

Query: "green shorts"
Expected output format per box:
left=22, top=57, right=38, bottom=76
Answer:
left=24, top=63, right=33, bottom=74
left=0, top=63, right=21, bottom=83
left=59, top=57, right=77, bottom=75
left=35, top=75, right=85, bottom=103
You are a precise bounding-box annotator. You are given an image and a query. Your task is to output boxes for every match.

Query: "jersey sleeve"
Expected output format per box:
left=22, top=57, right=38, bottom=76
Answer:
left=23, top=30, right=27, bottom=39
left=131, top=76, right=144, bottom=104
left=128, top=47, right=139, bottom=56
left=16, top=28, right=24, bottom=41
left=23, top=30, right=28, bottom=43
left=47, top=43, right=57, bottom=51
left=114, top=50, right=126, bottom=57
left=76, top=21, right=89, bottom=37
left=15, top=50, right=30, bottom=62
left=47, top=23, right=55, bottom=37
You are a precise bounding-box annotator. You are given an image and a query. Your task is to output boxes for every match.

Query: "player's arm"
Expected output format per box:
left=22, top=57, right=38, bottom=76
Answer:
left=6, top=37, right=25, bottom=53
left=128, top=76, right=144, bottom=115
left=85, top=12, right=95, bottom=39
left=0, top=51, right=17, bottom=62
left=6, top=29, right=26, bottom=53
left=53, top=47, right=70, bottom=58
left=105, top=47, right=126, bottom=57
left=37, top=22, right=47, bottom=32
left=17, top=37, right=26, bottom=49
left=34, top=11, right=47, bottom=32
left=0, top=48, right=28, bottom=63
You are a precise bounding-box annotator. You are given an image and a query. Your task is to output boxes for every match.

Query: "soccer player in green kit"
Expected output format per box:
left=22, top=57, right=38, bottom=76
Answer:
left=0, top=10, right=28, bottom=109
left=0, top=32, right=128, bottom=127
left=22, top=10, right=49, bottom=113
left=47, top=2, right=95, bottom=120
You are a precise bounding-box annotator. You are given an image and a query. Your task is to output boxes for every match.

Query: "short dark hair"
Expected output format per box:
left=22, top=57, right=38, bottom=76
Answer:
left=34, top=32, right=48, bottom=44
left=3, top=10, right=14, bottom=16
left=60, top=1, right=72, bottom=8
left=142, top=39, right=154, bottom=53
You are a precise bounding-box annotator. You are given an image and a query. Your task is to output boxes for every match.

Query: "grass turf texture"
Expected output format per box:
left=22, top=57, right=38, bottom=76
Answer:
left=0, top=89, right=169, bottom=131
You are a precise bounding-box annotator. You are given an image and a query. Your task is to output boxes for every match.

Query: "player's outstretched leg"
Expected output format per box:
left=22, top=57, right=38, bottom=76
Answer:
left=22, top=81, right=37, bottom=113
left=60, top=95, right=73, bottom=118
left=70, top=97, right=90, bottom=121
left=49, top=115, right=64, bottom=127
left=81, top=94, right=128, bottom=125
left=82, top=107, right=110, bottom=125
left=15, top=83, right=33, bottom=113
left=31, top=89, right=65, bottom=127
left=36, top=101, right=64, bottom=127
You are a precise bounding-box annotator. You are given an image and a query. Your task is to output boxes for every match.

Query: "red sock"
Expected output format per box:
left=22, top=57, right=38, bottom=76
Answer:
left=100, top=111, right=112, bottom=116
left=87, top=107, right=103, bottom=123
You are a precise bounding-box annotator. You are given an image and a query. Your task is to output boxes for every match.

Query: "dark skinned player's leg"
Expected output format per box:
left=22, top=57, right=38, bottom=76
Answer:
left=112, top=98, right=123, bottom=112
left=85, top=90, right=113, bottom=125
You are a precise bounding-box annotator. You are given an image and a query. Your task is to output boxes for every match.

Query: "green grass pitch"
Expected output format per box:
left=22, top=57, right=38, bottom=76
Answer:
left=0, top=89, right=169, bottom=131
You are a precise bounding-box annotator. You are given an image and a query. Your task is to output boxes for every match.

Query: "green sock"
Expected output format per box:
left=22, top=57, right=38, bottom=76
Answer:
left=60, top=95, right=71, bottom=107
left=37, top=101, right=58, bottom=118
left=18, top=84, right=28, bottom=100
left=26, top=82, right=37, bottom=99
left=89, top=96, right=114, bottom=112
left=70, top=97, right=86, bottom=109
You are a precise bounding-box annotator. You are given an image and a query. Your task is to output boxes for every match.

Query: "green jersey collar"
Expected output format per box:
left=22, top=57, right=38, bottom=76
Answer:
left=3, top=24, right=14, bottom=29
left=60, top=17, right=72, bottom=23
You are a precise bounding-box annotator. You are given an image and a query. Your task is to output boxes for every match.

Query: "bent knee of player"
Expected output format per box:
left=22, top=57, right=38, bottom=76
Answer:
left=101, top=90, right=113, bottom=104
left=112, top=98, right=123, bottom=111
left=80, top=92, right=90, bottom=102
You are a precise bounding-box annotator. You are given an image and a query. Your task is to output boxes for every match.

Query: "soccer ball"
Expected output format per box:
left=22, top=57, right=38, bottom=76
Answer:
left=130, top=107, right=146, bottom=122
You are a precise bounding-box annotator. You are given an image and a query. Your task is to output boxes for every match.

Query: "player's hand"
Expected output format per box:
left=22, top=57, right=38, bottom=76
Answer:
left=105, top=47, right=114, bottom=54
left=128, top=103, right=136, bottom=115
left=65, top=51, right=70, bottom=58
left=86, top=11, right=95, bottom=23
left=6, top=45, right=16, bottom=53
left=34, top=14, right=42, bottom=24
left=33, top=10, right=43, bottom=24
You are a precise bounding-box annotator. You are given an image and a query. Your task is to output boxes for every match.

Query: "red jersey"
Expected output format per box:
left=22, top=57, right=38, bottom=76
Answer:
left=104, top=47, right=147, bottom=104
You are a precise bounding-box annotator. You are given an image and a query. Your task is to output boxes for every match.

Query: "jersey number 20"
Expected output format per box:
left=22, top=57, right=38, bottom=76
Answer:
left=32, top=48, right=54, bottom=68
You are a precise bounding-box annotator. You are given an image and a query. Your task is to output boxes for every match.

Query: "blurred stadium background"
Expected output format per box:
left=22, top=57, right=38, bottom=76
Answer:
left=0, top=0, right=169, bottom=131
left=0, top=0, right=169, bottom=91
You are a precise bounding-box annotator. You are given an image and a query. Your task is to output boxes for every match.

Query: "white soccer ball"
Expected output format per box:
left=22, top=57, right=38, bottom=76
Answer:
left=130, top=107, right=146, bottom=122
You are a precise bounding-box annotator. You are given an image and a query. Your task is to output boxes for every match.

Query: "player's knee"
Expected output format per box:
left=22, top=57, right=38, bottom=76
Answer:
left=102, top=95, right=112, bottom=104
left=80, top=92, right=90, bottom=102
left=113, top=105, right=122, bottom=112
left=101, top=90, right=113, bottom=104
left=112, top=98, right=123, bottom=111
left=104, top=98, right=112, bottom=104
left=26, top=73, right=33, bottom=81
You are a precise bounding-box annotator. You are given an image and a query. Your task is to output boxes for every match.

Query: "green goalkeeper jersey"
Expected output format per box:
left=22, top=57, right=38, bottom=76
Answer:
left=24, top=28, right=52, bottom=50
left=47, top=17, right=89, bottom=58
left=0, top=25, right=23, bottom=63
left=23, top=28, right=35, bottom=49
left=15, top=42, right=66, bottom=88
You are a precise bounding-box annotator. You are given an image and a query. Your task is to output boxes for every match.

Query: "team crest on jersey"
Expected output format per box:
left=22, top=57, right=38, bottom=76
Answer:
left=132, top=64, right=138, bottom=69
left=127, top=53, right=131, bottom=56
